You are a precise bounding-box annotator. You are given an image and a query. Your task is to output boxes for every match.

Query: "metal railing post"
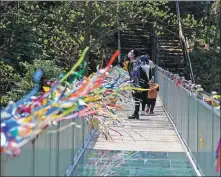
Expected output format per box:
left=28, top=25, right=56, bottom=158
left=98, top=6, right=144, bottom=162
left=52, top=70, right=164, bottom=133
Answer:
left=187, top=90, right=190, bottom=146
left=82, top=119, right=85, bottom=148
left=211, top=106, right=214, bottom=176
left=33, top=140, right=36, bottom=176
left=196, top=100, right=199, bottom=170
left=56, top=122, right=60, bottom=175
left=49, top=134, right=52, bottom=176
left=71, top=119, right=75, bottom=165
left=164, top=72, right=166, bottom=105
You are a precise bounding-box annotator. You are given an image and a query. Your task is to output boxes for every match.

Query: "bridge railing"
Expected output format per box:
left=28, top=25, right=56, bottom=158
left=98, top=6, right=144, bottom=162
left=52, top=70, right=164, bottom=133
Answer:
left=1, top=119, right=93, bottom=176
left=155, top=66, right=220, bottom=176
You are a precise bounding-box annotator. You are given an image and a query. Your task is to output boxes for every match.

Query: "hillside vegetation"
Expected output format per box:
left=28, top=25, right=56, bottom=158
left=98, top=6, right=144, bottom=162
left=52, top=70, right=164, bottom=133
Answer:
left=0, top=1, right=220, bottom=105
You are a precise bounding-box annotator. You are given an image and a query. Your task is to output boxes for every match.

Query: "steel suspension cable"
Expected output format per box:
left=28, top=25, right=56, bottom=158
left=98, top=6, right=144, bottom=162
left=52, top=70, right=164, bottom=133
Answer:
left=176, top=1, right=195, bottom=84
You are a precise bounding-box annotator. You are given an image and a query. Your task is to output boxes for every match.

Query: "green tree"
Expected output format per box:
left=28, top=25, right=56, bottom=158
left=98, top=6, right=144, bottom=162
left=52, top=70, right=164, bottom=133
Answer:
left=1, top=60, right=64, bottom=106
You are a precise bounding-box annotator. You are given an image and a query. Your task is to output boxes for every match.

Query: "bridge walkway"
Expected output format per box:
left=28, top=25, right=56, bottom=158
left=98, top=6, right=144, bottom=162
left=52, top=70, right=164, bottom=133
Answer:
left=71, top=98, right=197, bottom=176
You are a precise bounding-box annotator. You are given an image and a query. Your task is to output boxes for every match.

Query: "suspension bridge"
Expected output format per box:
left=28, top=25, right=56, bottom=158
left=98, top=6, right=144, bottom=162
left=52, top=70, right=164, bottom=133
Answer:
left=1, top=1, right=220, bottom=177
left=1, top=64, right=220, bottom=176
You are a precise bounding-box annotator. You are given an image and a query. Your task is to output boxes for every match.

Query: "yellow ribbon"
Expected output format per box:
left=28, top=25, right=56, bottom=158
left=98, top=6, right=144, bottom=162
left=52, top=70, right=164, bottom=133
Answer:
left=120, top=86, right=150, bottom=91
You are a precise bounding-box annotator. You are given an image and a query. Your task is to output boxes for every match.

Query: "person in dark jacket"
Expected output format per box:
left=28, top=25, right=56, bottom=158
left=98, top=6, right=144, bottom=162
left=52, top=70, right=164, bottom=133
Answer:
left=140, top=55, right=152, bottom=115
left=128, top=49, right=139, bottom=81
left=128, top=51, right=150, bottom=119
left=145, top=53, right=155, bottom=80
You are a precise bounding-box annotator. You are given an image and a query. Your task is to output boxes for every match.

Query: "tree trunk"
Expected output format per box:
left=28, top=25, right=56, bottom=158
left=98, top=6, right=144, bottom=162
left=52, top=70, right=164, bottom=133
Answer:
left=117, top=1, right=121, bottom=63
left=213, top=7, right=220, bottom=49
left=83, top=2, right=91, bottom=76
left=83, top=30, right=90, bottom=76
left=205, top=1, right=211, bottom=45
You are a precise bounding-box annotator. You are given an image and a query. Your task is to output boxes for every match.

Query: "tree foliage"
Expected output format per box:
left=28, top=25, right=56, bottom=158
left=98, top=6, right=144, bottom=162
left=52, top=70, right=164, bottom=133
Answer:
left=0, top=1, right=220, bottom=105
left=0, top=60, right=63, bottom=105
left=190, top=49, right=220, bottom=93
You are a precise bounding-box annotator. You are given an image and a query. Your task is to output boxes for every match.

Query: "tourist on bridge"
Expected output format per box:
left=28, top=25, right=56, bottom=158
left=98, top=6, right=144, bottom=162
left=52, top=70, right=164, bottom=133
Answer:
left=140, top=55, right=152, bottom=115
left=123, top=55, right=130, bottom=71
left=139, top=53, right=155, bottom=113
left=127, top=50, right=150, bottom=119
left=146, top=79, right=159, bottom=114
left=146, top=53, right=155, bottom=79
left=146, top=53, right=155, bottom=69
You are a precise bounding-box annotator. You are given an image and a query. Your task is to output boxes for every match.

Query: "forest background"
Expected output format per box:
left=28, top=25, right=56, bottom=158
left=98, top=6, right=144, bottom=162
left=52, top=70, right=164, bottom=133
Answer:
left=0, top=1, right=220, bottom=106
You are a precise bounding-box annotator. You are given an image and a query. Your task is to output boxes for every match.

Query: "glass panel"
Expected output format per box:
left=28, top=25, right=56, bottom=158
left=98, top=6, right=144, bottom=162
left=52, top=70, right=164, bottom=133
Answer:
left=58, top=119, right=74, bottom=175
left=188, top=95, right=198, bottom=164
left=72, top=149, right=196, bottom=176
left=197, top=100, right=213, bottom=176
left=34, top=133, right=51, bottom=176
left=1, top=142, right=34, bottom=176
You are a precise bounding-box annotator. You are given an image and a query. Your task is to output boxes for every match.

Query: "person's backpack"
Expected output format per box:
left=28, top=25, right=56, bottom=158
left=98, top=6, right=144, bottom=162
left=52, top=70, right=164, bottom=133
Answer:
left=129, top=57, right=143, bottom=86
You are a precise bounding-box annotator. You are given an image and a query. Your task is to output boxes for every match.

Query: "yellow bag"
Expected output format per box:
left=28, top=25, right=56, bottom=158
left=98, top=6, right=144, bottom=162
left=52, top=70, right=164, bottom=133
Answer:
left=123, top=61, right=129, bottom=71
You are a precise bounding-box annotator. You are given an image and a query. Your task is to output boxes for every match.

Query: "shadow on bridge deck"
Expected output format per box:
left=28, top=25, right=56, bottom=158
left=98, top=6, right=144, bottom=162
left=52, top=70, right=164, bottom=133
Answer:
left=71, top=98, right=197, bottom=176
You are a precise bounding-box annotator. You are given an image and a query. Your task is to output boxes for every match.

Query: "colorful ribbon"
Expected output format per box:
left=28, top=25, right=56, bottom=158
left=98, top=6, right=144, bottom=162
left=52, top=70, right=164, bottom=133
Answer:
left=0, top=48, right=144, bottom=157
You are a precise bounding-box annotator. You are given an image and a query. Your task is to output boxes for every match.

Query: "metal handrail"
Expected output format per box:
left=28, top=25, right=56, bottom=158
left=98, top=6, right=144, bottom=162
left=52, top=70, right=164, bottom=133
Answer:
left=156, top=64, right=220, bottom=108
left=1, top=119, right=93, bottom=176
left=155, top=65, right=220, bottom=176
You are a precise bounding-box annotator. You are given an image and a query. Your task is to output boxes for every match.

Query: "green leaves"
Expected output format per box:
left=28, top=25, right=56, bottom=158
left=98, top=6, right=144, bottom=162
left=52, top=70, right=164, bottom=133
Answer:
left=189, top=49, right=220, bottom=93
left=43, top=39, right=48, bottom=44
left=0, top=60, right=64, bottom=106
left=2, top=1, right=219, bottom=104
left=80, top=36, right=84, bottom=42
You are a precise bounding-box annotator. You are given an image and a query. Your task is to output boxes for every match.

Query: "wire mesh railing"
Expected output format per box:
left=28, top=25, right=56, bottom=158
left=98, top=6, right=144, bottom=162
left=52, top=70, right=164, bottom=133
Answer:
left=1, top=119, right=94, bottom=176
left=155, top=65, right=220, bottom=176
